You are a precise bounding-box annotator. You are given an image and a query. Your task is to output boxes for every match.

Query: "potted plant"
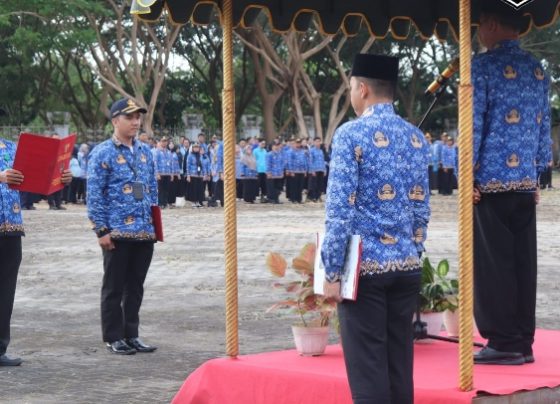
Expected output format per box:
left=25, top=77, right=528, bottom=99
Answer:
left=265, top=243, right=336, bottom=356
left=418, top=257, right=458, bottom=336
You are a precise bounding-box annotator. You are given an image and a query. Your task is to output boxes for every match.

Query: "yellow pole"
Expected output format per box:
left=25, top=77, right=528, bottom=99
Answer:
left=222, top=0, right=239, bottom=358
left=458, top=0, right=474, bottom=391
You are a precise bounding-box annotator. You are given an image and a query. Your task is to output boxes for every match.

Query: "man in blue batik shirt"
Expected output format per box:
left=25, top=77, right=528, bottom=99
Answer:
left=87, top=98, right=159, bottom=355
left=321, top=54, right=430, bottom=404
left=471, top=2, right=552, bottom=366
left=1, top=111, right=72, bottom=366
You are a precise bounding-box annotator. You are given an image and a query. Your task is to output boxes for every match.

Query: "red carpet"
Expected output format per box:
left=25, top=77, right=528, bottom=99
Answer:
left=173, top=329, right=560, bottom=403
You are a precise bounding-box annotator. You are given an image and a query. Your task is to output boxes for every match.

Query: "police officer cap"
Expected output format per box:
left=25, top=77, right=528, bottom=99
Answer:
left=351, top=54, right=399, bottom=82
left=110, top=98, right=147, bottom=118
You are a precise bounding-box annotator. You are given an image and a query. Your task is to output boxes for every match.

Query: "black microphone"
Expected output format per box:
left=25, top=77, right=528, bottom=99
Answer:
left=425, top=58, right=460, bottom=96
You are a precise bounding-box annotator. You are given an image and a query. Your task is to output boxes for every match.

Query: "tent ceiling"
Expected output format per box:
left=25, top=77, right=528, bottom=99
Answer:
left=134, top=0, right=560, bottom=40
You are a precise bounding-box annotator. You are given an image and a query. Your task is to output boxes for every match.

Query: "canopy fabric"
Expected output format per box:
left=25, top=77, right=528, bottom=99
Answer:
left=133, top=0, right=560, bottom=40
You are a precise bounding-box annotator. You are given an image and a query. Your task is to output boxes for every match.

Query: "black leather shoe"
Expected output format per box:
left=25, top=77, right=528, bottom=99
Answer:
left=125, top=337, right=157, bottom=353
left=0, top=354, right=22, bottom=366
left=106, top=339, right=136, bottom=355
left=524, top=354, right=535, bottom=364
left=474, top=346, right=524, bottom=365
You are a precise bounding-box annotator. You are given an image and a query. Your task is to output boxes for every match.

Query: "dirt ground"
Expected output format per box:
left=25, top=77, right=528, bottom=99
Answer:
left=1, top=188, right=559, bottom=403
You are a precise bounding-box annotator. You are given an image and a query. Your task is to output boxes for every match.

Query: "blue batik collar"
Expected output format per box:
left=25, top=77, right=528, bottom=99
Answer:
left=493, top=39, right=520, bottom=50
left=361, top=103, right=395, bottom=118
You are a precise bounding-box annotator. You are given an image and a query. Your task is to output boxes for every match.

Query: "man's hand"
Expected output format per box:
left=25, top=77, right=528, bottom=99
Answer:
left=534, top=188, right=540, bottom=205
left=61, top=169, right=73, bottom=185
left=473, top=187, right=481, bottom=205
left=186, top=176, right=191, bottom=183
left=98, top=234, right=115, bottom=251
left=0, top=169, right=24, bottom=185
left=323, top=281, right=342, bottom=303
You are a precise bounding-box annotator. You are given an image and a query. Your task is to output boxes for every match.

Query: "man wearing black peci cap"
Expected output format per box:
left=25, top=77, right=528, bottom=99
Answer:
left=471, top=1, right=552, bottom=366
left=87, top=98, right=159, bottom=355
left=321, top=54, right=430, bottom=403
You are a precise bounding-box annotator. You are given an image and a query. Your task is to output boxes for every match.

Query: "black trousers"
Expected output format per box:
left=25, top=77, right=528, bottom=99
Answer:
left=101, top=240, right=154, bottom=342
left=257, top=173, right=267, bottom=198
left=291, top=173, right=305, bottom=202
left=474, top=192, right=537, bottom=355
left=243, top=178, right=258, bottom=202
left=168, top=176, right=179, bottom=205
left=428, top=166, right=438, bottom=191
left=189, top=176, right=205, bottom=205
left=308, top=171, right=324, bottom=201
left=338, top=275, right=420, bottom=404
left=48, top=189, right=63, bottom=207
left=211, top=180, right=224, bottom=206
left=158, top=175, right=171, bottom=207
left=0, top=236, right=22, bottom=355
left=67, top=177, right=80, bottom=203
left=236, top=179, right=243, bottom=199
left=20, top=192, right=37, bottom=208
left=266, top=178, right=283, bottom=202
left=440, top=168, right=454, bottom=195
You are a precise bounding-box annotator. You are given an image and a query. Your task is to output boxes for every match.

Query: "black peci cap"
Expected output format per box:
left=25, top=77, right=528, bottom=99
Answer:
left=351, top=54, right=399, bottom=82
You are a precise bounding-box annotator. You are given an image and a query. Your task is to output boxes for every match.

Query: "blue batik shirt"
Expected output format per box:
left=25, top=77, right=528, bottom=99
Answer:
left=290, top=148, right=309, bottom=173
left=441, top=144, right=458, bottom=170
left=155, top=148, right=173, bottom=175
left=266, top=150, right=285, bottom=178
left=87, top=136, right=158, bottom=241
left=472, top=40, right=552, bottom=193
left=321, top=103, right=430, bottom=282
left=0, top=139, right=24, bottom=236
left=309, top=146, right=326, bottom=173
left=170, top=152, right=181, bottom=176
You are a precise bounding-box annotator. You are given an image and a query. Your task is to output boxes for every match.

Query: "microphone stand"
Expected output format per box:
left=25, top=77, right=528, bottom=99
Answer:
left=413, top=80, right=484, bottom=348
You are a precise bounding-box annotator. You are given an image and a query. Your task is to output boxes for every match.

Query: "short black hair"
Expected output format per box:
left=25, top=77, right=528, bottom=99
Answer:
left=355, top=77, right=396, bottom=100
left=480, top=3, right=525, bottom=32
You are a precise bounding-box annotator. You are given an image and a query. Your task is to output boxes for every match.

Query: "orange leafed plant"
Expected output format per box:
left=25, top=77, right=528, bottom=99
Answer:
left=265, top=243, right=335, bottom=327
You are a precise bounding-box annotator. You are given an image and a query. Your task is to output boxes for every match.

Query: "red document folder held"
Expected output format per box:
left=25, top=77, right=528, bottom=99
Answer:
left=10, top=133, right=77, bottom=195
left=151, top=206, right=164, bottom=242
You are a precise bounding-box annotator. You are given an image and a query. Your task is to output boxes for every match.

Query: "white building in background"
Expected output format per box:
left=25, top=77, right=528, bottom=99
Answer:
left=241, top=115, right=262, bottom=138
left=182, top=113, right=205, bottom=141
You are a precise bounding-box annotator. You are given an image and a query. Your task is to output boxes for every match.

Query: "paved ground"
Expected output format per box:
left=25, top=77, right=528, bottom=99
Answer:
left=2, top=188, right=559, bottom=403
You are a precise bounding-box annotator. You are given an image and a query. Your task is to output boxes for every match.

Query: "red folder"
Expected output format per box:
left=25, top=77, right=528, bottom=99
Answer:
left=10, top=133, right=77, bottom=195
left=151, top=206, right=164, bottom=242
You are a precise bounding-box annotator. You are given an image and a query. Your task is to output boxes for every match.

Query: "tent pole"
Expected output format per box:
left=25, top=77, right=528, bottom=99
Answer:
left=222, top=0, right=239, bottom=358
left=458, top=0, right=474, bottom=391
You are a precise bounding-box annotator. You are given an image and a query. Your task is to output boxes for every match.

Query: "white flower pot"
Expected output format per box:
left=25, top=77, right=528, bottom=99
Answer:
left=443, top=309, right=459, bottom=337
left=419, top=311, right=444, bottom=336
left=291, top=325, right=329, bottom=356
left=443, top=310, right=480, bottom=337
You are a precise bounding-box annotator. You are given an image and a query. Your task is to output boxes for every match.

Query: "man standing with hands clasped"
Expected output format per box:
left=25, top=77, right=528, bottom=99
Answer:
left=1, top=109, right=72, bottom=366
left=321, top=54, right=430, bottom=403
left=87, top=99, right=159, bottom=355
left=471, top=2, right=552, bottom=366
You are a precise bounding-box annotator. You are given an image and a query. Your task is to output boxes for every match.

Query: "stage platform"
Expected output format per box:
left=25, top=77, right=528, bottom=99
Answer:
left=173, top=329, right=560, bottom=403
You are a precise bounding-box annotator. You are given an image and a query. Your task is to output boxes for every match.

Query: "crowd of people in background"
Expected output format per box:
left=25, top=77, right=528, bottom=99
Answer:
left=13, top=129, right=558, bottom=212
left=141, top=132, right=331, bottom=209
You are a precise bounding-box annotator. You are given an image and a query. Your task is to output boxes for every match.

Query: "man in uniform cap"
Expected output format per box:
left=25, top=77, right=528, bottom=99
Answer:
left=472, top=1, right=552, bottom=365
left=87, top=98, right=159, bottom=355
left=322, top=54, right=430, bottom=403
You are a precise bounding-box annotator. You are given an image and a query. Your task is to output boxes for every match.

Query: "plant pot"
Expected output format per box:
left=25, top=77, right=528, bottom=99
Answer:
left=291, top=325, right=329, bottom=356
left=419, top=311, right=444, bottom=336
left=443, top=309, right=459, bottom=337
left=443, top=310, right=480, bottom=337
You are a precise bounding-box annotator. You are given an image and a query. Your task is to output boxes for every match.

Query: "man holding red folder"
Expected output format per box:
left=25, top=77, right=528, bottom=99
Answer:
left=87, top=98, right=159, bottom=355
left=1, top=129, right=72, bottom=366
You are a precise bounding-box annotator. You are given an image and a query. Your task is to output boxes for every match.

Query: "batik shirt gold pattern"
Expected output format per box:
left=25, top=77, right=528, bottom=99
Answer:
left=321, top=104, right=430, bottom=282
left=0, top=139, right=24, bottom=236
left=87, top=137, right=158, bottom=241
left=472, top=40, right=552, bottom=193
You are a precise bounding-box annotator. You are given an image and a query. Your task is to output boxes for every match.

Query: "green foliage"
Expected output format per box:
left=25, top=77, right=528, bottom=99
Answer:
left=419, top=257, right=458, bottom=313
